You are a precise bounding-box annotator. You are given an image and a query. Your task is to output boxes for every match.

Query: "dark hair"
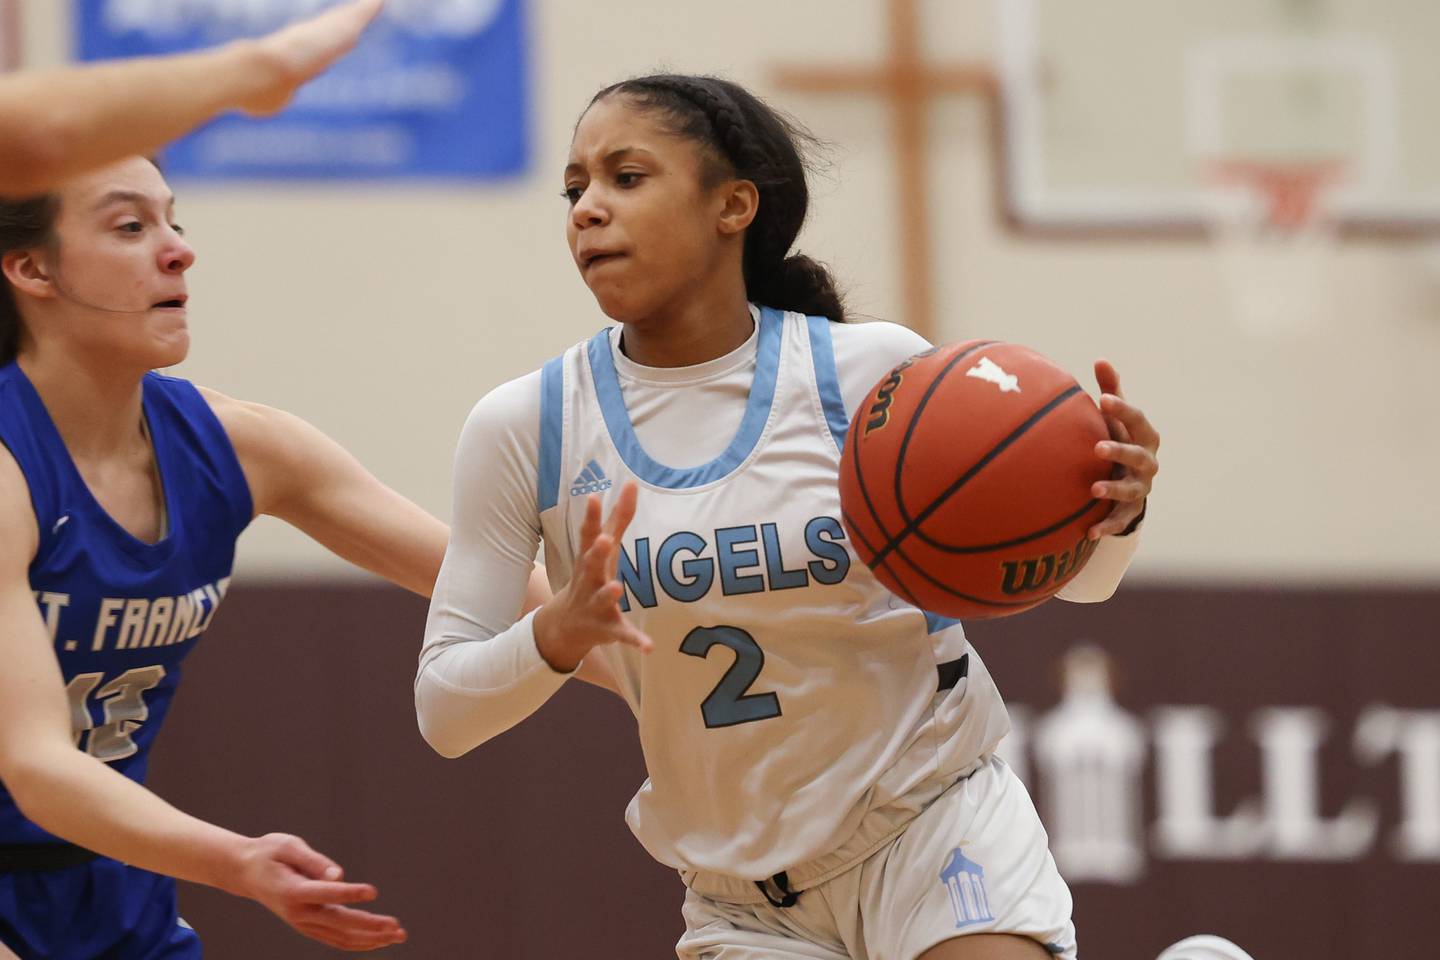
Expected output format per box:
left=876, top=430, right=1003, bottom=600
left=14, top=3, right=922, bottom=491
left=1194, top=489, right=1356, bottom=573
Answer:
left=588, top=74, right=846, bottom=323
left=0, top=193, right=60, bottom=366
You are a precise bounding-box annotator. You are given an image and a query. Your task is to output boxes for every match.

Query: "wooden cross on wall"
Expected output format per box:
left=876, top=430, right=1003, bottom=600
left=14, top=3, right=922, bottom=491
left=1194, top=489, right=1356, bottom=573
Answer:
left=1, top=0, right=20, bottom=72
left=773, top=0, right=997, bottom=342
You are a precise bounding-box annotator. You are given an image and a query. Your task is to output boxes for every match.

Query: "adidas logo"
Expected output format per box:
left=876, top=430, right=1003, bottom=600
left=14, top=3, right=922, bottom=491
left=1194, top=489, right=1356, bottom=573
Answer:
left=569, top=459, right=614, bottom=496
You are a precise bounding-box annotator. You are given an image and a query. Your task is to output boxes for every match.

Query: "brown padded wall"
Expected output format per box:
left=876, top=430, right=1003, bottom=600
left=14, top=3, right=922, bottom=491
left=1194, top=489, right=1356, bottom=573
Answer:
left=147, top=584, right=1440, bottom=959
left=149, top=584, right=682, bottom=959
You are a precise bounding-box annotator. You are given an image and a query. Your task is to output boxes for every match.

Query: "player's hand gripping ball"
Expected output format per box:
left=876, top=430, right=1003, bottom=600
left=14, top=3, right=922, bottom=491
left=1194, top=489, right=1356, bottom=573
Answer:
left=838, top=340, right=1112, bottom=619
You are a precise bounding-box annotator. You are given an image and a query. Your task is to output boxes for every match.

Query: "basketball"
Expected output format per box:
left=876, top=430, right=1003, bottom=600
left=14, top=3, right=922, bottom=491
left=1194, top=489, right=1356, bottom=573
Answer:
left=838, top=340, right=1113, bottom=620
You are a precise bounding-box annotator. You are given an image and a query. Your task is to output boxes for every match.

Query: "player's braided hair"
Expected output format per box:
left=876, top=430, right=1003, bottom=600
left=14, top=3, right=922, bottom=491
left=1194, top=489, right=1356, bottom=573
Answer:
left=0, top=193, right=59, bottom=366
left=589, top=74, right=847, bottom=323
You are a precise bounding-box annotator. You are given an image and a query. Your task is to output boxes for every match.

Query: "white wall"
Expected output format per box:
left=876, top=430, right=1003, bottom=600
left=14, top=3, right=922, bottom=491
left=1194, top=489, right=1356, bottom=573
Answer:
left=18, top=0, right=1440, bottom=584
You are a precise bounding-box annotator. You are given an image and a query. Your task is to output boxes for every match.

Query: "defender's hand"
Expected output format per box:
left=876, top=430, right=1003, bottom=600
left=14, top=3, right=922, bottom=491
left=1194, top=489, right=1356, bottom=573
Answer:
left=238, top=0, right=384, bottom=117
left=236, top=833, right=406, bottom=952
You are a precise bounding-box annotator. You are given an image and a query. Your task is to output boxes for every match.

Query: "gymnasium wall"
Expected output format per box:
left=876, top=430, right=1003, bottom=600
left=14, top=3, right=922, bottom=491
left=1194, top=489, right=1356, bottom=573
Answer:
left=17, top=0, right=1440, bottom=586
left=9, top=4, right=1439, bottom=959
left=150, top=583, right=1440, bottom=959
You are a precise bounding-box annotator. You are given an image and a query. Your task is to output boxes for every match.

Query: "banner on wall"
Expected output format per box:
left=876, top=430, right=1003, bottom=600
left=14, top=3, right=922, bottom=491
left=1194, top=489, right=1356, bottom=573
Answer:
left=74, top=0, right=529, bottom=180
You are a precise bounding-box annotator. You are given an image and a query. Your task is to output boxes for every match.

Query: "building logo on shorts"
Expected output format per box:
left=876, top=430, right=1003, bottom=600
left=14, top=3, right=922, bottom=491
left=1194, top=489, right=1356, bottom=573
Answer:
left=940, top=846, right=994, bottom=928
left=570, top=460, right=613, bottom=496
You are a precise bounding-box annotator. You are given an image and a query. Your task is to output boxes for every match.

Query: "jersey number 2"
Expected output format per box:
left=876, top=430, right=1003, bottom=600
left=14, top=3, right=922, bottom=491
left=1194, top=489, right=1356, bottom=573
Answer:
left=66, top=665, right=167, bottom=762
left=680, top=626, right=781, bottom=728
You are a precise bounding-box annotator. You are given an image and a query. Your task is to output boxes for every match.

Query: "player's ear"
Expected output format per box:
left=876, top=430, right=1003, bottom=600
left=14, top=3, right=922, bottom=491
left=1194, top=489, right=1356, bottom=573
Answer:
left=2, top=249, right=57, bottom=300
left=716, top=179, right=759, bottom=236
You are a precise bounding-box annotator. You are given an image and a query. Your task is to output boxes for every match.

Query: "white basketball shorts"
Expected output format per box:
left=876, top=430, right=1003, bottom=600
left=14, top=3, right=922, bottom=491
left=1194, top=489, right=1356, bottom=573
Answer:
left=676, top=756, right=1076, bottom=960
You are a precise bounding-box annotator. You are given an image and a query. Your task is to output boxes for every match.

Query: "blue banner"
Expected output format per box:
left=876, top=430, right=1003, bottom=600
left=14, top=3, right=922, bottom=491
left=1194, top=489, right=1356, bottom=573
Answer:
left=76, top=0, right=529, bottom=181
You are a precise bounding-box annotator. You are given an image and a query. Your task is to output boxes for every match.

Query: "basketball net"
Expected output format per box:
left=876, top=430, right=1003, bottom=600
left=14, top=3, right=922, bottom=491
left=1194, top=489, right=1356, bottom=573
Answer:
left=1205, top=159, right=1346, bottom=336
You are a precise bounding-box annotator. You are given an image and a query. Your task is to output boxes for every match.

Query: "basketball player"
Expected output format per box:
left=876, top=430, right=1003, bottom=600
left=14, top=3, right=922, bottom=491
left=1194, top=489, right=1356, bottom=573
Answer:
left=0, top=155, right=563, bottom=955
left=0, top=0, right=382, bottom=198
left=416, top=75, right=1160, bottom=959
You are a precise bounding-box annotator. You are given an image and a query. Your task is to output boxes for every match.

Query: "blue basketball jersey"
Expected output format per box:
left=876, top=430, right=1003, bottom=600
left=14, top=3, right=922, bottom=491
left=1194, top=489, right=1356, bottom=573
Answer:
left=0, top=362, right=252, bottom=846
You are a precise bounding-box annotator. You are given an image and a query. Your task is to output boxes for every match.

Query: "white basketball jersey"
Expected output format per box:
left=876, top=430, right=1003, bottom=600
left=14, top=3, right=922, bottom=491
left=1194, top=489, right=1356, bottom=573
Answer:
left=536, top=308, right=1010, bottom=881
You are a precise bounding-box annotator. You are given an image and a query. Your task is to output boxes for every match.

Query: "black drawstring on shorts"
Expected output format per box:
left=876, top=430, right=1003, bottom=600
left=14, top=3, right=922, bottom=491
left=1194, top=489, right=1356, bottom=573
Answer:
left=755, top=870, right=799, bottom=908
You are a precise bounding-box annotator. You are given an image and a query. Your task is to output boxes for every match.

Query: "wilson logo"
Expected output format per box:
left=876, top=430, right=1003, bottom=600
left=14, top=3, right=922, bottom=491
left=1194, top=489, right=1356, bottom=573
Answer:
left=999, top=536, right=1098, bottom=595
left=863, top=349, right=936, bottom=436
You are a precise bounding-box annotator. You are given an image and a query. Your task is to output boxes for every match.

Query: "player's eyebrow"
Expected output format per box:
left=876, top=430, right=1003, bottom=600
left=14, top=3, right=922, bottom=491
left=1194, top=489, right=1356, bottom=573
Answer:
left=90, top=190, right=175, bottom=212
left=564, top=147, right=655, bottom=178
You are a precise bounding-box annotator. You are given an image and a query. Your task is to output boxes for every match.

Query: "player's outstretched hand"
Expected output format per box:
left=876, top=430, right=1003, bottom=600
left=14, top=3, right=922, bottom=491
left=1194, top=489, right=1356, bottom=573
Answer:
left=238, top=0, right=385, bottom=116
left=234, top=832, right=407, bottom=952
left=1088, top=359, right=1159, bottom=539
left=533, top=481, right=654, bottom=672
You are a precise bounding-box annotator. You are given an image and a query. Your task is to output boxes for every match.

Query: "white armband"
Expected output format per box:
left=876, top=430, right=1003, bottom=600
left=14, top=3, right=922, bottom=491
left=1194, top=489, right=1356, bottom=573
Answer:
left=1057, top=527, right=1142, bottom=603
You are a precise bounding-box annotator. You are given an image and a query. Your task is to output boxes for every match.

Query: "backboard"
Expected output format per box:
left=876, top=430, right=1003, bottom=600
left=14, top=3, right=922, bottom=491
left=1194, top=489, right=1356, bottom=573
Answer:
left=996, top=0, right=1440, bottom=237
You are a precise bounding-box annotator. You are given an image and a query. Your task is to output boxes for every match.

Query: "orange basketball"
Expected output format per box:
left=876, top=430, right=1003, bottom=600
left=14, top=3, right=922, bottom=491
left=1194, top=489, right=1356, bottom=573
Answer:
left=838, top=340, right=1112, bottom=620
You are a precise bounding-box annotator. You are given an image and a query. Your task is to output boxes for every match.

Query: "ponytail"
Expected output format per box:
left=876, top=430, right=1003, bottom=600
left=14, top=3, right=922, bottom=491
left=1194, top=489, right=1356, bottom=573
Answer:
left=746, top=254, right=845, bottom=325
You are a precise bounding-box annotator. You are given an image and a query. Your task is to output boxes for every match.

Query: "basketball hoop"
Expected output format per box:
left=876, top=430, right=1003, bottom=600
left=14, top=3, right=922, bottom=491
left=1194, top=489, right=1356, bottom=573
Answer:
left=1205, top=158, right=1346, bottom=336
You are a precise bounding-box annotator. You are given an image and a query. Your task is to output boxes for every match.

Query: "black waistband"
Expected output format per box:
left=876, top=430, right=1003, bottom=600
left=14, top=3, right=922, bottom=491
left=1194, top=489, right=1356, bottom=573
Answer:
left=0, top=842, right=101, bottom=873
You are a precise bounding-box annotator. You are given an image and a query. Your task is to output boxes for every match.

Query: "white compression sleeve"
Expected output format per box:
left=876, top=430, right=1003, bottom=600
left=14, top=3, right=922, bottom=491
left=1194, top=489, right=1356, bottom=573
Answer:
left=415, top=373, right=573, bottom=759
left=416, top=611, right=573, bottom=758
left=1055, top=527, right=1142, bottom=602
